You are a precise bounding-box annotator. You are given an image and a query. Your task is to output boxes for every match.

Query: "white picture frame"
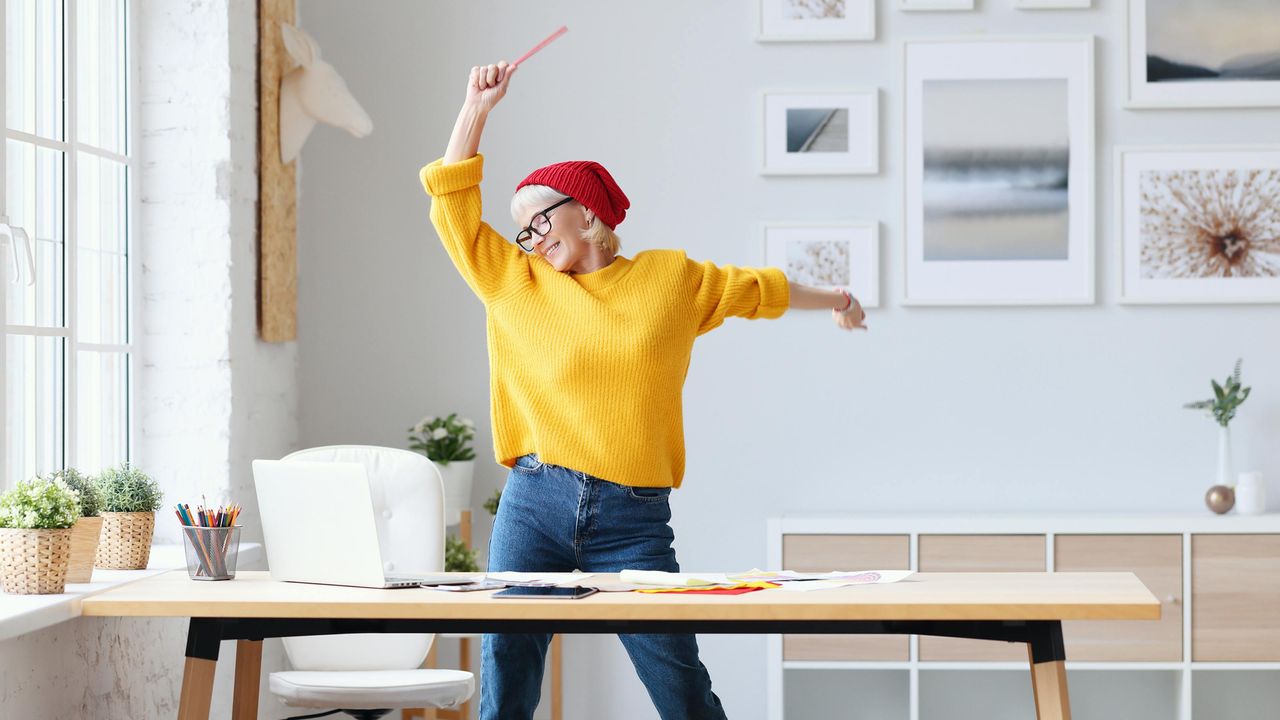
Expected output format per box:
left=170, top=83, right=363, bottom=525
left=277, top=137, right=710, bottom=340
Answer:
left=758, top=0, right=875, bottom=42
left=1015, top=0, right=1090, bottom=9
left=1116, top=145, right=1280, bottom=304
left=761, top=89, right=879, bottom=176
left=901, top=36, right=1095, bottom=306
left=763, top=223, right=881, bottom=308
left=1126, top=0, right=1280, bottom=108
left=899, top=0, right=974, bottom=11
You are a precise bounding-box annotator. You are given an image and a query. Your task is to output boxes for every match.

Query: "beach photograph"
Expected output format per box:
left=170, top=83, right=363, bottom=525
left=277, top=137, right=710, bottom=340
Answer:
left=921, top=78, right=1071, bottom=262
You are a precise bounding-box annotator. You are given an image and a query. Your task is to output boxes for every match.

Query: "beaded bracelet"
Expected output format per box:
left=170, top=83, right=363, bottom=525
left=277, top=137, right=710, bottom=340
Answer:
left=835, top=289, right=853, bottom=312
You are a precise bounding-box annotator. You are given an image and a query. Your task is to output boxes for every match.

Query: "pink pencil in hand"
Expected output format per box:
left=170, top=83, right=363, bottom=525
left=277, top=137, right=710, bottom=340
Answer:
left=513, top=25, right=568, bottom=68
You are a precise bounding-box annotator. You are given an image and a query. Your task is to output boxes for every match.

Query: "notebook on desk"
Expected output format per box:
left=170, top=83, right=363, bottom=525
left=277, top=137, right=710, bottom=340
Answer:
left=251, top=459, right=469, bottom=589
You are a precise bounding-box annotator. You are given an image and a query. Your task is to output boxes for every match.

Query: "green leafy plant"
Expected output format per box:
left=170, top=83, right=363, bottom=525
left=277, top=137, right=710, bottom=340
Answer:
left=0, top=477, right=81, bottom=529
left=95, top=463, right=164, bottom=513
left=445, top=534, right=479, bottom=573
left=408, top=413, right=477, bottom=466
left=1184, top=359, right=1252, bottom=428
left=45, top=468, right=101, bottom=517
left=483, top=488, right=502, bottom=517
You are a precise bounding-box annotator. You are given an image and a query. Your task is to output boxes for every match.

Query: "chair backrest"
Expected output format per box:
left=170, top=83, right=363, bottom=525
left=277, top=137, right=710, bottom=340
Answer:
left=278, top=445, right=445, bottom=671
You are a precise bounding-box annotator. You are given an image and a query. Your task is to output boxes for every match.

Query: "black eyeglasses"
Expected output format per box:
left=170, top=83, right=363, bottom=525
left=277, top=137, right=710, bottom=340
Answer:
left=515, top=197, right=574, bottom=252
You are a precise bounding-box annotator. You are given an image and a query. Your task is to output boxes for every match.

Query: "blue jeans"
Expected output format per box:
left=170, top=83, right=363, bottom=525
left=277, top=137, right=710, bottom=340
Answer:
left=480, top=454, right=728, bottom=720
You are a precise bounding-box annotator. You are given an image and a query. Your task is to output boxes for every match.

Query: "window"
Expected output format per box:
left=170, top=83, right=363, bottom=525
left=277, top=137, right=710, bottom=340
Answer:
left=3, top=0, right=131, bottom=486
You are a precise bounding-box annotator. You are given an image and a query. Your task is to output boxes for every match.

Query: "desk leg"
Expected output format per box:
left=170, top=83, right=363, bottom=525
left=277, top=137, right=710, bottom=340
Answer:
left=178, top=619, right=222, bottom=720
left=1026, top=621, right=1072, bottom=720
left=232, top=639, right=263, bottom=720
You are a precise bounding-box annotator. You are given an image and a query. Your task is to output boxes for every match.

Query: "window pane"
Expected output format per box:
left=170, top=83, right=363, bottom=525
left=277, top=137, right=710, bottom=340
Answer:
left=77, top=153, right=127, bottom=343
left=76, top=0, right=126, bottom=153
left=5, top=0, right=65, bottom=139
left=5, top=139, right=65, bottom=327
left=5, top=335, right=64, bottom=483
left=76, top=349, right=126, bottom=475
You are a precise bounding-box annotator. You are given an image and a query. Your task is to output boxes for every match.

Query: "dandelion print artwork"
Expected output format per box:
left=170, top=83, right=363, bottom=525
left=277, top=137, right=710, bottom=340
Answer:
left=1138, top=169, right=1280, bottom=279
left=764, top=224, right=880, bottom=307
left=786, top=0, right=847, bottom=19
left=1119, top=146, right=1280, bottom=303
left=786, top=240, right=851, bottom=286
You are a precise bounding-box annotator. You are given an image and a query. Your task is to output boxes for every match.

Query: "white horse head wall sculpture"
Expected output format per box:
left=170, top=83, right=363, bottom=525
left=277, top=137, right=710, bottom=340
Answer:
left=279, top=23, right=373, bottom=163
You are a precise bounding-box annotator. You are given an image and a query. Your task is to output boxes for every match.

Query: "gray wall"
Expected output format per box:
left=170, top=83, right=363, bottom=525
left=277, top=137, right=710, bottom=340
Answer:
left=295, top=2, right=1280, bottom=718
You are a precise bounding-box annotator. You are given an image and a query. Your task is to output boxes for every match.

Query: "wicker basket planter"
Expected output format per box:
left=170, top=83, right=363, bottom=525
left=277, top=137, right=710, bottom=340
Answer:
left=0, top=527, right=73, bottom=594
left=95, top=512, right=156, bottom=570
left=66, top=516, right=104, bottom=583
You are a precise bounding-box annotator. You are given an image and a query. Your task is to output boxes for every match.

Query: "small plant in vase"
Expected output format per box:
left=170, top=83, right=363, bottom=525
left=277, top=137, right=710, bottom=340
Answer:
left=0, top=477, right=81, bottom=594
left=409, top=413, right=477, bottom=526
left=1184, top=359, right=1251, bottom=514
left=94, top=463, right=164, bottom=569
left=46, top=469, right=104, bottom=583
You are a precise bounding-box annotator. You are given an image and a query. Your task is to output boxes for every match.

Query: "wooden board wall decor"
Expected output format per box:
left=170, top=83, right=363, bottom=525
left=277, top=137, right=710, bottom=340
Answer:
left=258, top=0, right=297, bottom=342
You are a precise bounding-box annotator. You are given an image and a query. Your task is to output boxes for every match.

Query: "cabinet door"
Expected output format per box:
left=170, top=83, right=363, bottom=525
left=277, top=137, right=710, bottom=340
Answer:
left=1057, top=534, right=1182, bottom=661
left=782, top=534, right=910, bottom=661
left=918, top=535, right=1046, bottom=661
left=1193, top=534, right=1280, bottom=662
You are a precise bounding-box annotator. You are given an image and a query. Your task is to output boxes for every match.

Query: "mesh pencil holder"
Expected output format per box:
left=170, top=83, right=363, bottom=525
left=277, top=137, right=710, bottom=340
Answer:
left=180, top=525, right=242, bottom=581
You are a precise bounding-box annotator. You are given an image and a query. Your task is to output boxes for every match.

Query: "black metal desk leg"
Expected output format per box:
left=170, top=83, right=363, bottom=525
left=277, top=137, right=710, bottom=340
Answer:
left=1026, top=621, right=1072, bottom=720
left=178, top=618, right=222, bottom=720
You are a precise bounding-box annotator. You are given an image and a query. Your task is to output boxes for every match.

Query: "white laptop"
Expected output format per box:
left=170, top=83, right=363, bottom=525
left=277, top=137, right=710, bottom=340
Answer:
left=251, top=459, right=463, bottom=589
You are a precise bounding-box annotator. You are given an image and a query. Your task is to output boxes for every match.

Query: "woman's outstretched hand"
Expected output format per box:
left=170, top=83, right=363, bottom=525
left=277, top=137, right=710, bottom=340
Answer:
left=465, top=61, right=516, bottom=114
left=834, top=295, right=868, bottom=332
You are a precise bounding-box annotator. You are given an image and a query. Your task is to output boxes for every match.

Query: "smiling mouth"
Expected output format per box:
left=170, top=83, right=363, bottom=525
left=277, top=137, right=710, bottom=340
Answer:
left=545, top=241, right=561, bottom=258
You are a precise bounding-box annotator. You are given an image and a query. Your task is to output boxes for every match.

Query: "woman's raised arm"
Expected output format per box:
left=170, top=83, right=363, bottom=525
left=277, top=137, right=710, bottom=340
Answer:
left=444, top=61, right=516, bottom=165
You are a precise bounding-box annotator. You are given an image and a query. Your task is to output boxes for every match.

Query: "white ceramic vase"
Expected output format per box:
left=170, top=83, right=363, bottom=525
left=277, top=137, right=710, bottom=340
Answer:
left=1217, top=425, right=1234, bottom=488
left=436, top=459, right=475, bottom=527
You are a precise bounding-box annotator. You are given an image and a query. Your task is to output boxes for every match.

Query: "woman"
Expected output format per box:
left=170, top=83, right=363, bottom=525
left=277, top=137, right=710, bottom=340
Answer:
left=420, top=61, right=867, bottom=720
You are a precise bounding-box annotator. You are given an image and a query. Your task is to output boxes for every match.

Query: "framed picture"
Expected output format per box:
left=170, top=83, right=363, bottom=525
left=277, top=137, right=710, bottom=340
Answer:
left=761, top=90, right=879, bottom=175
left=1015, top=0, right=1090, bottom=8
left=902, top=37, right=1095, bottom=306
left=758, top=0, right=875, bottom=42
left=900, top=0, right=974, bottom=11
left=1117, top=146, right=1280, bottom=304
left=1127, top=0, right=1280, bottom=108
left=763, top=223, right=880, bottom=308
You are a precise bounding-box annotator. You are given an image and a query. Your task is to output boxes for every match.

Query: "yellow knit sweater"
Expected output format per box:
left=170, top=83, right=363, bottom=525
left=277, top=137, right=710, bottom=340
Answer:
left=420, top=154, right=790, bottom=488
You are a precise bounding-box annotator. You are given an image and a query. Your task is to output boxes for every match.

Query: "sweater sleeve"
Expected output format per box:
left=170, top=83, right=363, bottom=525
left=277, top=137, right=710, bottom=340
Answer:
left=420, top=154, right=529, bottom=304
left=683, top=253, right=790, bottom=336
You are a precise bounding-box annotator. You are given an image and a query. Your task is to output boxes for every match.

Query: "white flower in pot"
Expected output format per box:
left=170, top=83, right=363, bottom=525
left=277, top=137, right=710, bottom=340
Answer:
left=0, top=477, right=81, bottom=594
left=94, top=463, right=164, bottom=569
left=409, top=413, right=477, bottom=526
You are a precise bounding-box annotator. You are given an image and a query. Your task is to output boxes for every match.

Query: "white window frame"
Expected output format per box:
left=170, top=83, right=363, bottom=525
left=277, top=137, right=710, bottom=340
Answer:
left=3, top=0, right=135, bottom=486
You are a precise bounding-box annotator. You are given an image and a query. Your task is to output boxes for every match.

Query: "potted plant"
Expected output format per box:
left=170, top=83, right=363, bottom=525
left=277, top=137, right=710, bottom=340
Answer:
left=47, top=469, right=104, bottom=583
left=409, top=413, right=477, bottom=526
left=0, top=477, right=81, bottom=594
left=1184, top=359, right=1251, bottom=511
left=94, top=463, right=164, bottom=569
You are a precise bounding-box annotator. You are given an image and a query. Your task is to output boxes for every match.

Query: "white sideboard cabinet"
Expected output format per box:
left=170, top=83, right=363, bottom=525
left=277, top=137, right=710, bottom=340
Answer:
left=766, top=514, right=1280, bottom=720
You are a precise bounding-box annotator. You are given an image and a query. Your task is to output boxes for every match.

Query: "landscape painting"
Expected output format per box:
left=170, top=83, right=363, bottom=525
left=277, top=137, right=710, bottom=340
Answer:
left=1129, top=0, right=1280, bottom=107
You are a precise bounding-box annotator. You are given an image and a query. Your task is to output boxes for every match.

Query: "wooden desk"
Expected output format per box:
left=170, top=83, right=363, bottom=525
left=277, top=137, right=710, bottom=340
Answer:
left=81, top=570, right=1159, bottom=720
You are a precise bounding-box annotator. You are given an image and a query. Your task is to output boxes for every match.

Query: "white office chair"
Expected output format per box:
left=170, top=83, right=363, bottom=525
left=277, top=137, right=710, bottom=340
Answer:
left=269, top=445, right=475, bottom=720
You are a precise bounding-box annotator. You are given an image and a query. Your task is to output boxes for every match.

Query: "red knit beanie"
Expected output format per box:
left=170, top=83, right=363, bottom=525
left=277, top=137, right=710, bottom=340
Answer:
left=516, top=161, right=630, bottom=229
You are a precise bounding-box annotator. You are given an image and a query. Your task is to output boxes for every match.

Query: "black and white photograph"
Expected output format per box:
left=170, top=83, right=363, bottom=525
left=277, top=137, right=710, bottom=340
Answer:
left=763, top=90, right=878, bottom=174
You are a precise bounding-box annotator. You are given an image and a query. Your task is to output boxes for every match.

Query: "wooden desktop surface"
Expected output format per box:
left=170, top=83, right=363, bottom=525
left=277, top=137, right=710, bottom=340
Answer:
left=81, top=570, right=1159, bottom=622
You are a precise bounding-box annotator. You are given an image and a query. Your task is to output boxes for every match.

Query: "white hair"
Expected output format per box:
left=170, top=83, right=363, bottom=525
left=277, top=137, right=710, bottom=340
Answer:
left=510, top=184, right=621, bottom=255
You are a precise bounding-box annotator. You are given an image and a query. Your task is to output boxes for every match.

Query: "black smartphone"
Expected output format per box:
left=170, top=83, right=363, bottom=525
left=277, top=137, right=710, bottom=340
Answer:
left=492, top=586, right=599, bottom=599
